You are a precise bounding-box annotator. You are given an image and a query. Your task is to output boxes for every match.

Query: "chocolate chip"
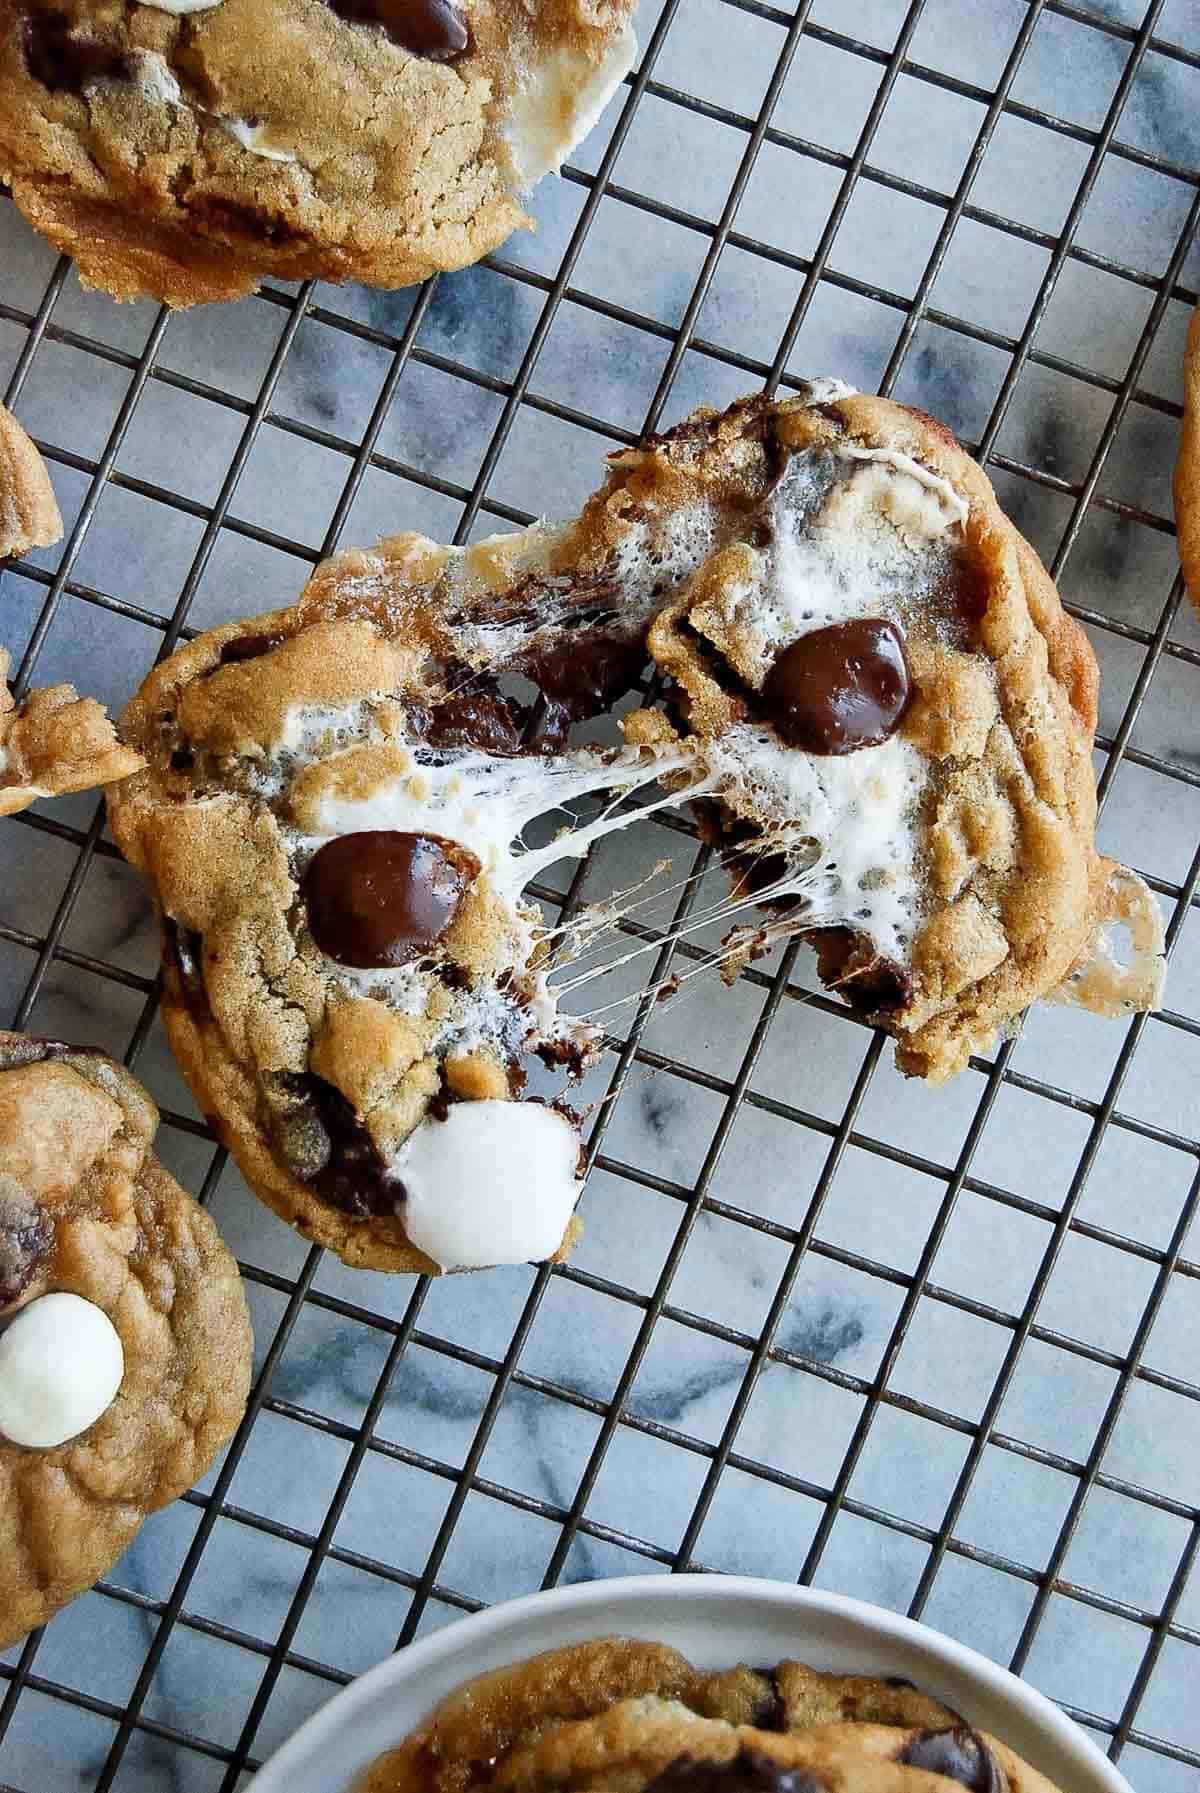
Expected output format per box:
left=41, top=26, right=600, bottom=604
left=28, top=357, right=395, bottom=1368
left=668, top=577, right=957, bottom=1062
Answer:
left=324, top=0, right=469, bottom=60
left=424, top=689, right=528, bottom=756
left=303, top=831, right=480, bottom=970
left=217, top=631, right=287, bottom=668
left=649, top=1751, right=827, bottom=1792
left=523, top=632, right=648, bottom=723
left=268, top=1072, right=403, bottom=1218
left=898, top=1729, right=1006, bottom=1793
left=0, top=1186, right=53, bottom=1309
left=22, top=12, right=128, bottom=92
left=762, top=619, right=912, bottom=755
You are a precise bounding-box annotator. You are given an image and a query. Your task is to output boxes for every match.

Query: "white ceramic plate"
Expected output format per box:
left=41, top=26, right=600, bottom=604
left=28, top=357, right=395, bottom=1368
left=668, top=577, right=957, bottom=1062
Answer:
left=247, top=1575, right=1131, bottom=1793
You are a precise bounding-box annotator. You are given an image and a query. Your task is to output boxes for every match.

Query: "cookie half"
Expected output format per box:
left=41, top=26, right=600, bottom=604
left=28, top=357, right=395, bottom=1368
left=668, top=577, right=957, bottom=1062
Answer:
left=108, top=387, right=1164, bottom=1272
left=0, top=0, right=636, bottom=306
left=1, top=403, right=144, bottom=813
left=358, top=1638, right=1057, bottom=1793
left=0, top=1030, right=252, bottom=1646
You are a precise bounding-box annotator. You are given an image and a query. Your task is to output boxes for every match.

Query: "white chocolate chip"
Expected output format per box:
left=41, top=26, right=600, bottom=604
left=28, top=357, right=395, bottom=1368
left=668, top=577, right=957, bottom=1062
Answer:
left=393, top=1101, right=582, bottom=1270
left=0, top=1292, right=124, bottom=1448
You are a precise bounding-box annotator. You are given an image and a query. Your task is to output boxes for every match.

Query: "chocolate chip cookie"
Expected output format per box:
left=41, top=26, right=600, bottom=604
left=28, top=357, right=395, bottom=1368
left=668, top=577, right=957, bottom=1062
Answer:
left=107, top=386, right=1163, bottom=1273
left=1, top=403, right=144, bottom=813
left=0, top=1030, right=252, bottom=1646
left=0, top=0, right=637, bottom=306
left=1174, top=303, right=1200, bottom=613
left=358, top=1638, right=1060, bottom=1792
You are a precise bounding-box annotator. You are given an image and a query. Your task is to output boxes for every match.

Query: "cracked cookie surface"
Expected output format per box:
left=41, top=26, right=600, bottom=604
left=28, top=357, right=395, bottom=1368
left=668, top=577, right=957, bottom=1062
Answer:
left=108, top=388, right=1164, bottom=1274
left=0, top=0, right=636, bottom=306
left=0, top=1030, right=252, bottom=1646
left=357, top=1638, right=1060, bottom=1792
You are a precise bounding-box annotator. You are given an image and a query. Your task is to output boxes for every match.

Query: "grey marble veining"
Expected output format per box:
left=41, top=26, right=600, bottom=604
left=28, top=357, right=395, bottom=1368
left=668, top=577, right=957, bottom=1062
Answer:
left=2, top=3, right=1200, bottom=1790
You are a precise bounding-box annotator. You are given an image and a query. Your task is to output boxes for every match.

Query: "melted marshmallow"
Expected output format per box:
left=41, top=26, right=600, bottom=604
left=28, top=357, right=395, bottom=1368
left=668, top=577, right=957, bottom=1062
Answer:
left=307, top=740, right=707, bottom=913
left=221, top=117, right=298, bottom=164
left=705, top=724, right=924, bottom=961
left=135, top=0, right=223, bottom=12
left=505, top=26, right=637, bottom=188
left=0, top=1293, right=124, bottom=1448
left=394, top=1101, right=582, bottom=1269
left=131, top=49, right=183, bottom=107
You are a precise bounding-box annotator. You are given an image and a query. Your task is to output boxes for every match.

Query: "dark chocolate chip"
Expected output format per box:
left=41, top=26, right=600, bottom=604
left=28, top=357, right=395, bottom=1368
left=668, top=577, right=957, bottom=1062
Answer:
left=762, top=618, right=912, bottom=755
left=425, top=689, right=528, bottom=756
left=217, top=631, right=287, bottom=667
left=269, top=1072, right=403, bottom=1218
left=649, top=1750, right=827, bottom=1792
left=303, top=831, right=480, bottom=970
left=523, top=632, right=648, bottom=723
left=0, top=1187, right=53, bottom=1309
left=324, top=0, right=469, bottom=60
left=898, top=1729, right=1006, bottom=1793
left=884, top=1676, right=918, bottom=1690
left=22, top=11, right=128, bottom=92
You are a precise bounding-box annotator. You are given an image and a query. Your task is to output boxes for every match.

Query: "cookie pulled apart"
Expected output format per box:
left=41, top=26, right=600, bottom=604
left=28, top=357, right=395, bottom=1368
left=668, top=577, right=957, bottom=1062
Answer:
left=0, top=1031, right=252, bottom=1646
left=109, top=388, right=1164, bottom=1273
left=357, top=1637, right=1060, bottom=1792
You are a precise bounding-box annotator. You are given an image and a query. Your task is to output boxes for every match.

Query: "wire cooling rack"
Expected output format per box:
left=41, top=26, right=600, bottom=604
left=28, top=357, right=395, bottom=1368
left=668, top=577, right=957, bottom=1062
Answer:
left=2, top=1, right=1200, bottom=1787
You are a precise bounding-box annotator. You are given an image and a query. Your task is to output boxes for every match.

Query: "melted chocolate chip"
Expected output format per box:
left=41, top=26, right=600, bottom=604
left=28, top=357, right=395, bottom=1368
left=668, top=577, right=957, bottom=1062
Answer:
left=325, top=0, right=469, bottom=60
left=762, top=619, right=912, bottom=755
left=898, top=1729, right=1006, bottom=1793
left=524, top=633, right=647, bottom=723
left=22, top=12, right=127, bottom=92
left=217, top=631, right=287, bottom=667
left=650, top=1752, right=826, bottom=1792
left=303, top=831, right=479, bottom=970
left=424, top=690, right=527, bottom=756
left=0, top=1187, right=53, bottom=1309
left=275, top=1073, right=404, bottom=1218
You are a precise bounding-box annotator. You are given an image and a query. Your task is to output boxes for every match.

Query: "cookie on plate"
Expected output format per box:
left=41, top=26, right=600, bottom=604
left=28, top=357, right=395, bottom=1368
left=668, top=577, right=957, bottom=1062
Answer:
left=1174, top=303, right=1200, bottom=613
left=2, top=403, right=144, bottom=813
left=0, top=0, right=637, bottom=307
left=0, top=1030, right=252, bottom=1646
left=358, top=1637, right=1058, bottom=1791
left=108, top=386, right=1164, bottom=1274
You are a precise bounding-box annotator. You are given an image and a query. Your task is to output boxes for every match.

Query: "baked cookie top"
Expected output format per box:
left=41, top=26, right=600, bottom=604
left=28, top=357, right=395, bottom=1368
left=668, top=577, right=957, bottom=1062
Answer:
left=0, top=1030, right=252, bottom=1647
left=1, top=403, right=144, bottom=813
left=358, top=1637, right=1059, bottom=1792
left=108, top=387, right=1164, bottom=1274
left=0, top=0, right=636, bottom=306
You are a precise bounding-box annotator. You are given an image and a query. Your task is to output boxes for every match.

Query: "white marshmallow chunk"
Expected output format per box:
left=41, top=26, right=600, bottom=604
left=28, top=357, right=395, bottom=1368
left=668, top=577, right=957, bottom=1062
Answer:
left=0, top=1292, right=124, bottom=1448
left=394, top=1100, right=582, bottom=1270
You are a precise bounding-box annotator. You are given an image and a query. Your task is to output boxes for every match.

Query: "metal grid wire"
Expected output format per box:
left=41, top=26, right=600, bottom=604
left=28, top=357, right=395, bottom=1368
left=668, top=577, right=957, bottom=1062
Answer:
left=1, top=0, right=1199, bottom=1785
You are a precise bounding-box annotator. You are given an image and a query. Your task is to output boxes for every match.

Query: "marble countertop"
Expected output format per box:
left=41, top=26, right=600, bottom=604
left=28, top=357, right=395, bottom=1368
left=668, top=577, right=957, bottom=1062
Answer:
left=2, top=2, right=1199, bottom=1789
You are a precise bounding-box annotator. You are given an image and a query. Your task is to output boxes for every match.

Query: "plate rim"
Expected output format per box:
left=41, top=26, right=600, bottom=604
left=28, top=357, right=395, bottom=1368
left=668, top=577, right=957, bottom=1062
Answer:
left=246, top=1573, right=1132, bottom=1793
